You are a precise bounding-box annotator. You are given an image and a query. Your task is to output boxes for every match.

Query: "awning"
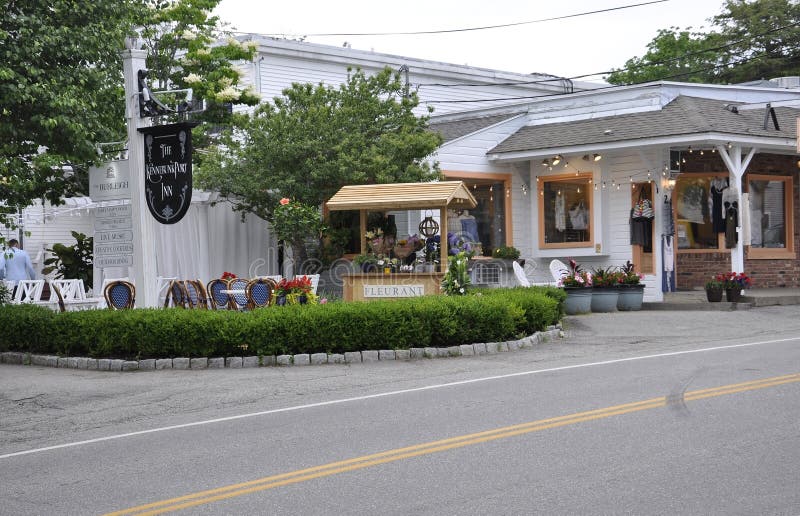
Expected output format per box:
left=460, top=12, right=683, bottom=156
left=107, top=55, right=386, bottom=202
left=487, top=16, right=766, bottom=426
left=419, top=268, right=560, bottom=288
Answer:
left=327, top=181, right=477, bottom=211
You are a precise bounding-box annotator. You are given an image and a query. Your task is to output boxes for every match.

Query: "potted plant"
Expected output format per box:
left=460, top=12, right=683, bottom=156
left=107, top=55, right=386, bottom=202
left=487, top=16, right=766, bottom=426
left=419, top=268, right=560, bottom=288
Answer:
left=352, top=254, right=378, bottom=273
left=617, top=261, right=645, bottom=311
left=720, top=271, right=752, bottom=302
left=274, top=276, right=314, bottom=305
left=559, top=259, right=593, bottom=315
left=492, top=245, right=520, bottom=261
left=704, top=276, right=725, bottom=302
left=590, top=266, right=621, bottom=313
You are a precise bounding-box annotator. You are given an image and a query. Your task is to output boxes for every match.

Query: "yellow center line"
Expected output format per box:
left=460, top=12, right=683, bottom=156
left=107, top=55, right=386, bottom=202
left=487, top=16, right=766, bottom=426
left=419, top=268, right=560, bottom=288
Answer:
left=107, top=372, right=800, bottom=516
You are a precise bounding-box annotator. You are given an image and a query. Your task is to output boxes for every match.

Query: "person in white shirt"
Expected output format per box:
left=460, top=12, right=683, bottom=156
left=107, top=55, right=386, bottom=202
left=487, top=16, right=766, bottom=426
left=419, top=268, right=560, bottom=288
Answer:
left=0, top=239, right=36, bottom=282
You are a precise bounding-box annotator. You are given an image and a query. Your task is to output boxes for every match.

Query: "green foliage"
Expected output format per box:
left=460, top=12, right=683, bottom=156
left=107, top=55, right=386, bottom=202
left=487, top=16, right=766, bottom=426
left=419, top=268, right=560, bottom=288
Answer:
left=0, top=0, right=140, bottom=223
left=441, top=252, right=471, bottom=295
left=0, top=281, right=9, bottom=306
left=0, top=288, right=562, bottom=358
left=41, top=232, right=94, bottom=289
left=196, top=67, right=443, bottom=220
left=271, top=199, right=325, bottom=247
left=492, top=246, right=521, bottom=260
left=606, top=0, right=800, bottom=85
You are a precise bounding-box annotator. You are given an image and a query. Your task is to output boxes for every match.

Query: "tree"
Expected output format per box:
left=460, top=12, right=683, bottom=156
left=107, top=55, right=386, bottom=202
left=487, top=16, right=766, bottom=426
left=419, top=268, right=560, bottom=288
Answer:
left=0, top=0, right=141, bottom=228
left=138, top=0, right=260, bottom=127
left=196, top=67, right=442, bottom=270
left=606, top=0, right=800, bottom=85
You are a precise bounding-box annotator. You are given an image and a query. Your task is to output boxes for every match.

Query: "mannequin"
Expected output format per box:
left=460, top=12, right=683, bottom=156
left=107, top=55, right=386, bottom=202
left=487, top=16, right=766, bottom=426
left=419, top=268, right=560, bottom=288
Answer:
left=460, top=210, right=478, bottom=242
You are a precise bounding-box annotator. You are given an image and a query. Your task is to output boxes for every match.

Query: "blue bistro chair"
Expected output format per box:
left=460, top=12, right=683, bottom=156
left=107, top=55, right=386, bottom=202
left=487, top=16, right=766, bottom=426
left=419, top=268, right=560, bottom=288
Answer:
left=183, top=279, right=209, bottom=309
left=245, top=278, right=275, bottom=309
left=163, top=280, right=189, bottom=308
left=206, top=279, right=230, bottom=310
left=104, top=280, right=136, bottom=310
left=227, top=278, right=249, bottom=310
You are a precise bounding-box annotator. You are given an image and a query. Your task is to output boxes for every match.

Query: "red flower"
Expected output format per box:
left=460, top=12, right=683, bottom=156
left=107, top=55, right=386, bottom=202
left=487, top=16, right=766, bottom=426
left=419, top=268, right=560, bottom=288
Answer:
left=221, top=271, right=237, bottom=280
left=279, top=198, right=290, bottom=205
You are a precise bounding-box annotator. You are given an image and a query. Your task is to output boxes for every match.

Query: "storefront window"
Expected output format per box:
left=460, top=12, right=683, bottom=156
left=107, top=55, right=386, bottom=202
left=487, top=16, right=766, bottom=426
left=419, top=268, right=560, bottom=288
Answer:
left=748, top=174, right=793, bottom=258
left=675, top=175, right=722, bottom=250
left=539, top=174, right=592, bottom=248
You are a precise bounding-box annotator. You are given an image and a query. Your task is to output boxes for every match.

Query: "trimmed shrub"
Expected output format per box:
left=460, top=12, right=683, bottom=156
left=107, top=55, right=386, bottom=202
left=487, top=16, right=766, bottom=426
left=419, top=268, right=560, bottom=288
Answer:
left=0, top=287, right=563, bottom=359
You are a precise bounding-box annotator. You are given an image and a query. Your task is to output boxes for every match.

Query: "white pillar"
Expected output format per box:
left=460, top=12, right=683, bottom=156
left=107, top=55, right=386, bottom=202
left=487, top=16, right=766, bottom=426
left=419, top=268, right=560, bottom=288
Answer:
left=122, top=48, right=159, bottom=307
left=717, top=144, right=756, bottom=274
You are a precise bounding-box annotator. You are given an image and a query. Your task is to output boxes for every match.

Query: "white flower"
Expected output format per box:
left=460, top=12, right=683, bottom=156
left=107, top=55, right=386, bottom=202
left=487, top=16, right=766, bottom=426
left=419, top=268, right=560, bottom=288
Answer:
left=459, top=287, right=465, bottom=293
left=227, top=37, right=242, bottom=48
left=216, top=86, right=240, bottom=102
left=195, top=48, right=211, bottom=56
left=182, top=30, right=197, bottom=41
left=184, top=73, right=202, bottom=84
left=245, top=40, right=259, bottom=51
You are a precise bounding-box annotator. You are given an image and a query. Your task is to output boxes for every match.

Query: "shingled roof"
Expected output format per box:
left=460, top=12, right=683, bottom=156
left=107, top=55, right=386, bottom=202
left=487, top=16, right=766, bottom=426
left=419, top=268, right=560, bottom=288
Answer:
left=430, top=113, right=519, bottom=143
left=489, top=96, right=800, bottom=155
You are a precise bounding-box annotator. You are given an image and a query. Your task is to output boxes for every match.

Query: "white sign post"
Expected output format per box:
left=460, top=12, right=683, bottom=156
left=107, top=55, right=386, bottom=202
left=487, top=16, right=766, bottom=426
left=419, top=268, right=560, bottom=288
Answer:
left=122, top=46, right=158, bottom=307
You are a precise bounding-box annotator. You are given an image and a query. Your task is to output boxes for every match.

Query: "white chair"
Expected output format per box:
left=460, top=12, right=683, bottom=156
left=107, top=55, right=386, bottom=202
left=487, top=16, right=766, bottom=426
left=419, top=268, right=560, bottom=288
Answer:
left=51, top=279, right=85, bottom=302
left=262, top=275, right=282, bottom=284
left=512, top=261, right=531, bottom=287
left=156, top=276, right=177, bottom=305
left=13, top=280, right=45, bottom=303
left=304, top=274, right=320, bottom=295
left=550, top=259, right=568, bottom=284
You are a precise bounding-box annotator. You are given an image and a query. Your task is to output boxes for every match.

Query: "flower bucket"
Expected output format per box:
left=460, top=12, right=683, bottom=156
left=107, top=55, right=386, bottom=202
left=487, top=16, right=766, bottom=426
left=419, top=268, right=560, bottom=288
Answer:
left=563, top=287, right=592, bottom=315
left=706, top=287, right=723, bottom=302
left=725, top=288, right=742, bottom=303
left=617, top=284, right=644, bottom=311
left=590, top=287, right=619, bottom=313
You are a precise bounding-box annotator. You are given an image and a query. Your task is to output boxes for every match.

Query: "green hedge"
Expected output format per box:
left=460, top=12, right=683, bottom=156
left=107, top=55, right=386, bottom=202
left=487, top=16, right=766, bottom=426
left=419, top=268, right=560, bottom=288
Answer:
left=0, top=288, right=562, bottom=359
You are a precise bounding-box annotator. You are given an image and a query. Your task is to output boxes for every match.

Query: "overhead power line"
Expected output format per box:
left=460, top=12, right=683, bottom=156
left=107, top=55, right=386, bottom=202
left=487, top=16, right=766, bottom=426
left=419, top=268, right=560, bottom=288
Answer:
left=234, top=0, right=668, bottom=38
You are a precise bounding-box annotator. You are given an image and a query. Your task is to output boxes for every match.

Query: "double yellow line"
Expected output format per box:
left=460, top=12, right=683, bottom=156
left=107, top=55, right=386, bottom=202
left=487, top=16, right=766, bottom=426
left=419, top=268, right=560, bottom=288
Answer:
left=108, top=372, right=800, bottom=516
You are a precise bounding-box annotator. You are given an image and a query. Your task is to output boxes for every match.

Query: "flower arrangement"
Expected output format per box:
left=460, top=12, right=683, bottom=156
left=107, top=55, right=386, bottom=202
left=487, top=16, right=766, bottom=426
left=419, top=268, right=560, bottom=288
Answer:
left=441, top=251, right=471, bottom=295
left=424, top=235, right=441, bottom=263
left=221, top=271, right=237, bottom=280
left=705, top=277, right=725, bottom=290
left=591, top=266, right=623, bottom=288
left=717, top=271, right=752, bottom=290
left=619, top=261, right=643, bottom=285
left=447, top=232, right=474, bottom=256
left=559, top=259, right=592, bottom=288
left=274, top=276, right=312, bottom=296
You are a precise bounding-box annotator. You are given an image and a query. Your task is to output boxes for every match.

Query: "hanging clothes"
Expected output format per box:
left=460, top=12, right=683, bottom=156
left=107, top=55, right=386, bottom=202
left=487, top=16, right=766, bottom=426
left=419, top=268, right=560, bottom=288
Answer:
left=555, top=193, right=566, bottom=232
left=663, top=235, right=674, bottom=272
left=568, top=201, right=588, bottom=230
left=725, top=201, right=738, bottom=248
left=709, top=177, right=729, bottom=233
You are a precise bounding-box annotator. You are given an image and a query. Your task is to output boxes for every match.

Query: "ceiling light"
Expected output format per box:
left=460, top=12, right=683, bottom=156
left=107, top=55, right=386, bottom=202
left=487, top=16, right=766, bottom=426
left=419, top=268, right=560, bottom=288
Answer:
left=552, top=155, right=562, bottom=166
left=542, top=158, right=551, bottom=167
left=593, top=153, right=602, bottom=162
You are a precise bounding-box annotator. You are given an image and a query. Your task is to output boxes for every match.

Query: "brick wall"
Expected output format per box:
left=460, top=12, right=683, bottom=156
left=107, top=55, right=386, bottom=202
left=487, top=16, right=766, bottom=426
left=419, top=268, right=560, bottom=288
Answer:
left=675, top=153, right=799, bottom=289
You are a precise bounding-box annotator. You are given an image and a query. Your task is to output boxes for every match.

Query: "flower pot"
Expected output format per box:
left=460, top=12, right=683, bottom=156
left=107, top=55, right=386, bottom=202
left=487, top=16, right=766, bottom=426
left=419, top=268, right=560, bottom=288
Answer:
left=617, top=284, right=644, bottom=311
left=706, top=287, right=723, bottom=302
left=563, top=287, right=592, bottom=315
left=298, top=294, right=308, bottom=305
left=276, top=295, right=287, bottom=306
left=590, top=287, right=619, bottom=313
left=725, top=288, right=742, bottom=303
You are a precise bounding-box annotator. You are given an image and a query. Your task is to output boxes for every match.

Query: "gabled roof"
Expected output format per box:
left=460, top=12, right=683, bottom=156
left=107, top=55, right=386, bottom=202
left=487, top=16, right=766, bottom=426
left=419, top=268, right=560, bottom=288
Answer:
left=429, top=113, right=519, bottom=143
left=489, top=96, right=800, bottom=155
left=327, top=181, right=477, bottom=211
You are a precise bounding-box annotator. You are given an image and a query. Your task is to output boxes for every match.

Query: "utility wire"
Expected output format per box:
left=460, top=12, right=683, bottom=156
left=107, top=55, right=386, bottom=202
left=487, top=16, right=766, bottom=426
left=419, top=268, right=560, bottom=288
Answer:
left=233, top=0, right=668, bottom=38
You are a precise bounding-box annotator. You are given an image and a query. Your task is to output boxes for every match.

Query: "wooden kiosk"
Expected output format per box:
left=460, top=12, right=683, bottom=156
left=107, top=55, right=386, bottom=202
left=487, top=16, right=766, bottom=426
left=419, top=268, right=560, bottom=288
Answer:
left=327, top=181, right=477, bottom=301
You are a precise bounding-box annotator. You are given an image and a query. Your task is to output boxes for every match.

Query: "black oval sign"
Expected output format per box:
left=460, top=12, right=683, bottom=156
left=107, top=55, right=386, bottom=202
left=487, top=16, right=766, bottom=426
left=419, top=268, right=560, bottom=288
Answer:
left=138, top=122, right=198, bottom=225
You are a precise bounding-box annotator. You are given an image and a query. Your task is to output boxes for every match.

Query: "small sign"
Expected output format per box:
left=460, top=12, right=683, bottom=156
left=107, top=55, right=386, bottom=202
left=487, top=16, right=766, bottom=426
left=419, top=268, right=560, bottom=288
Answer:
left=89, top=160, right=130, bottom=202
left=138, top=122, right=198, bottom=225
left=95, top=230, right=133, bottom=243
left=96, top=255, right=134, bottom=268
left=94, top=243, right=134, bottom=256
left=95, top=216, right=132, bottom=231
left=363, top=284, right=425, bottom=298
left=95, top=205, right=132, bottom=219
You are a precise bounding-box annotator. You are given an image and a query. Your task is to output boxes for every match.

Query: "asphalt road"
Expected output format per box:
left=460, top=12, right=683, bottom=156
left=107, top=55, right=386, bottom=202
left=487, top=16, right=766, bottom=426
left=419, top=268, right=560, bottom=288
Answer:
left=1, top=306, right=799, bottom=515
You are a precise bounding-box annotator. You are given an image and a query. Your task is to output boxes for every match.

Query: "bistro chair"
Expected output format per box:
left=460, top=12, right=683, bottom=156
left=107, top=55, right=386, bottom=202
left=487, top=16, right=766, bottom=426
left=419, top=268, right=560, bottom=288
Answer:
left=183, top=279, right=209, bottom=309
left=104, top=280, right=136, bottom=310
left=206, top=279, right=230, bottom=310
left=226, top=277, right=249, bottom=310
left=245, top=278, right=275, bottom=310
left=164, top=280, right=190, bottom=308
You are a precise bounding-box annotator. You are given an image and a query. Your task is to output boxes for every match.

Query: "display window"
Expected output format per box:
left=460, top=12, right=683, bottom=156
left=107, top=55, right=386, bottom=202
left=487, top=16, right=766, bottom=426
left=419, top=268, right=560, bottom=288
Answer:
left=746, top=174, right=794, bottom=259
left=538, top=173, right=593, bottom=249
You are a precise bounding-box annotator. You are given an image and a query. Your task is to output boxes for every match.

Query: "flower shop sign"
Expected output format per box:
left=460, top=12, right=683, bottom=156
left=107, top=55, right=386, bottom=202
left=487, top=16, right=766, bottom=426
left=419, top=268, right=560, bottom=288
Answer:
left=138, top=122, right=198, bottom=224
left=363, top=285, right=425, bottom=298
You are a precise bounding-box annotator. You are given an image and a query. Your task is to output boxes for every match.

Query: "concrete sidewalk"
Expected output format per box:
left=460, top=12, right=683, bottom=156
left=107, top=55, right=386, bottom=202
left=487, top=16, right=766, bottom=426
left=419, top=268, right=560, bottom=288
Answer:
left=643, top=288, right=800, bottom=311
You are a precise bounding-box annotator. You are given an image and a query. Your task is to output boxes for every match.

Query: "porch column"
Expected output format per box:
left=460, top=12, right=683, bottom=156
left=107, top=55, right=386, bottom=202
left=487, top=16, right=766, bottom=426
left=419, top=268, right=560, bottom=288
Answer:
left=716, top=144, right=757, bottom=273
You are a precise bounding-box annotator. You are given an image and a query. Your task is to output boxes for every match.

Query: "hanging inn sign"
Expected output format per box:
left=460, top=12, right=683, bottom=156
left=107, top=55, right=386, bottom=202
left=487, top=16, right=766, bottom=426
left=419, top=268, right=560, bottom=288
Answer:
left=138, top=121, right=199, bottom=224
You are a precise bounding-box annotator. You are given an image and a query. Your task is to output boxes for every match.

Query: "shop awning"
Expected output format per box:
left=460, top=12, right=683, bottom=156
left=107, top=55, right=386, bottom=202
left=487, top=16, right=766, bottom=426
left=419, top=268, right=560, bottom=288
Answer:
left=326, top=181, right=477, bottom=211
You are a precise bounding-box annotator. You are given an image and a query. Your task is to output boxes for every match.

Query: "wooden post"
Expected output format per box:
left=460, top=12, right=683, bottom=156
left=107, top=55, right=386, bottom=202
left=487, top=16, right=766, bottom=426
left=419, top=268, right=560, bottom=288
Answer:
left=440, top=206, right=448, bottom=271
left=359, top=209, right=367, bottom=255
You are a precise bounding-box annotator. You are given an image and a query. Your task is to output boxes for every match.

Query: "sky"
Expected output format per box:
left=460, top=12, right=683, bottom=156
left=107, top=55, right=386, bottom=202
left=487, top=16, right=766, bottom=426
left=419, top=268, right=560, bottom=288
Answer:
left=213, top=0, right=726, bottom=83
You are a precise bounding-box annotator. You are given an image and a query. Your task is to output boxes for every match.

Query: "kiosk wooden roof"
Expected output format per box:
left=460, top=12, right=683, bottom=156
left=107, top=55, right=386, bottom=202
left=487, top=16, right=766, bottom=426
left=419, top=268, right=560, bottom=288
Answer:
left=327, top=181, right=478, bottom=269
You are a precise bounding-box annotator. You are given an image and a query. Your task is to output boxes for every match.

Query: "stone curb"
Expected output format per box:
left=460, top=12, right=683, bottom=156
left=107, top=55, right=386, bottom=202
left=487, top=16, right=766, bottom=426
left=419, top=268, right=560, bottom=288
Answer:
left=0, top=326, right=562, bottom=372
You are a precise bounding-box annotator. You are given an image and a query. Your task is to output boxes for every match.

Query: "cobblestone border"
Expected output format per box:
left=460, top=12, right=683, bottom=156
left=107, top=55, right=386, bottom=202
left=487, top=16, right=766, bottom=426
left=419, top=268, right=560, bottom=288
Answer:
left=0, top=326, right=562, bottom=372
